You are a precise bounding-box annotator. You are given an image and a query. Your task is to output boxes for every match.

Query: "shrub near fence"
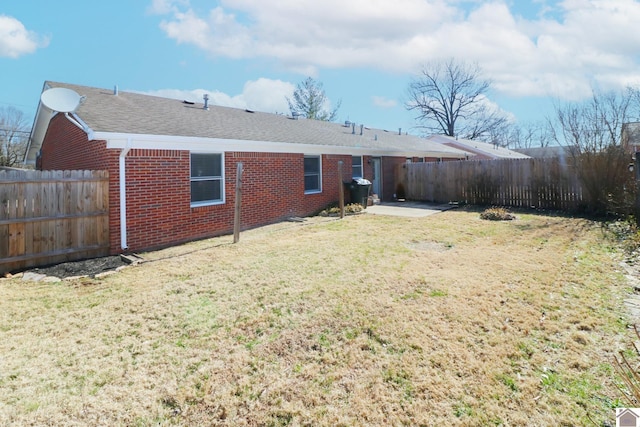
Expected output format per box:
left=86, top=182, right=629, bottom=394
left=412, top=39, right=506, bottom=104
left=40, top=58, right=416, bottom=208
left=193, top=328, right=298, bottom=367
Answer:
left=401, top=158, right=588, bottom=211
left=0, top=170, right=109, bottom=275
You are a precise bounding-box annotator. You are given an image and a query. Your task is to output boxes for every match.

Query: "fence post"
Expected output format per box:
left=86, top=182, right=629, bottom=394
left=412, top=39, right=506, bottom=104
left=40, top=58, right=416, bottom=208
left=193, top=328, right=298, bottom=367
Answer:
left=338, top=161, right=344, bottom=219
left=635, top=156, right=640, bottom=227
left=233, top=162, right=243, bottom=244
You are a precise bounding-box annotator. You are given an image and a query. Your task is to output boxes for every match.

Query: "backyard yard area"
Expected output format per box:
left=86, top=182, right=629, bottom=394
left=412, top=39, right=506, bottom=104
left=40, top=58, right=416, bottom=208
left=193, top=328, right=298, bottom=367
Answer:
left=0, top=208, right=635, bottom=425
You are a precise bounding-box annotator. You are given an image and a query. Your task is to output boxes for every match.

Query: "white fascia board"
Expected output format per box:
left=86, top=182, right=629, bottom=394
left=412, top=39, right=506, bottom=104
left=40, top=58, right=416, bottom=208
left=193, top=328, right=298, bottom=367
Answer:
left=24, top=103, right=52, bottom=164
left=96, top=132, right=467, bottom=158
left=70, top=113, right=91, bottom=133
left=24, top=106, right=94, bottom=165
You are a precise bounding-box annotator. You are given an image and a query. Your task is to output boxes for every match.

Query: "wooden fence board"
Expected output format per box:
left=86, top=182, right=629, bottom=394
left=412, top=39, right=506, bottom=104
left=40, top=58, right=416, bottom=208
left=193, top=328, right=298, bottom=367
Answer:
left=0, top=225, right=7, bottom=259
left=403, top=158, right=589, bottom=211
left=0, top=170, right=109, bottom=275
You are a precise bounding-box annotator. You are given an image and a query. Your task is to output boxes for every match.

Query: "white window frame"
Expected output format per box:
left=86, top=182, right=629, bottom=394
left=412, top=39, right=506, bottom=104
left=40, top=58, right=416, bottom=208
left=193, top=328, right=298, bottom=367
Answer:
left=352, top=155, right=363, bottom=178
left=190, top=152, right=225, bottom=207
left=304, top=155, right=322, bottom=194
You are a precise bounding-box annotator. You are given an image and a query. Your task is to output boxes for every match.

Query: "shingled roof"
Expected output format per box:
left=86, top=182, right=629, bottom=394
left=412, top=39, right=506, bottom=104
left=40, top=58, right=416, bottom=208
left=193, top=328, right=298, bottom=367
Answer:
left=26, top=81, right=471, bottom=163
left=428, top=135, right=530, bottom=160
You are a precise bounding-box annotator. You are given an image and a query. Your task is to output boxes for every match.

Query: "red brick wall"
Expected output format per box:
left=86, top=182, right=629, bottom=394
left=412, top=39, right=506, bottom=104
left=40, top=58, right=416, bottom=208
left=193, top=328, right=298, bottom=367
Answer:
left=122, top=151, right=351, bottom=251
left=39, top=117, right=352, bottom=253
left=40, top=114, right=114, bottom=171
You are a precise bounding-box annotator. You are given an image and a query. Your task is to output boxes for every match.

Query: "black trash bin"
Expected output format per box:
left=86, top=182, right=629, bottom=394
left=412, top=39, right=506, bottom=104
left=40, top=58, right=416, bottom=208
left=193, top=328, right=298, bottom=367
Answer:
left=348, top=178, right=371, bottom=208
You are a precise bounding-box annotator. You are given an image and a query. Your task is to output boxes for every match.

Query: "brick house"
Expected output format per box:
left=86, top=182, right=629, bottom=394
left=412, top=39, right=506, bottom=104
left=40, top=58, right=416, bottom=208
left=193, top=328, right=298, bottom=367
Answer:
left=25, top=81, right=470, bottom=254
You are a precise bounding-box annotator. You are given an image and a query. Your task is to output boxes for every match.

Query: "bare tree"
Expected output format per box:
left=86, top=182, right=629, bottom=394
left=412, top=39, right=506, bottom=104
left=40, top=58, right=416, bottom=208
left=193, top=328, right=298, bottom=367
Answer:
left=0, top=106, right=30, bottom=167
left=287, top=77, right=341, bottom=121
left=493, top=121, right=553, bottom=149
left=549, top=87, right=640, bottom=214
left=406, top=58, right=508, bottom=140
left=552, top=88, right=636, bottom=153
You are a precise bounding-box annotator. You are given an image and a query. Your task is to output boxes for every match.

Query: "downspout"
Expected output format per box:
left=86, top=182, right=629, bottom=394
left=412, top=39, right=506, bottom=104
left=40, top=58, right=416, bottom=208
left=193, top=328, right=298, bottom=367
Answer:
left=119, top=138, right=132, bottom=250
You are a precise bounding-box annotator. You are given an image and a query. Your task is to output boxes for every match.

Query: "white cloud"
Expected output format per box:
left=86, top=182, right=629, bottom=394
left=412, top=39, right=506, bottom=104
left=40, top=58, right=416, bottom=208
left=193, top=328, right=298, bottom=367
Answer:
left=0, top=15, right=49, bottom=58
left=139, top=78, right=295, bottom=114
left=371, top=96, right=397, bottom=108
left=153, top=0, right=640, bottom=101
left=155, top=0, right=455, bottom=74
left=241, top=78, right=295, bottom=112
left=476, top=94, right=517, bottom=123
left=147, top=0, right=189, bottom=15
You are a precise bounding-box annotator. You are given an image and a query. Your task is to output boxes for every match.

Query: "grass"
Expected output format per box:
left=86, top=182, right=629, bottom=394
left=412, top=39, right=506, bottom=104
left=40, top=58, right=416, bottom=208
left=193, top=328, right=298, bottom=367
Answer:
left=0, top=208, right=635, bottom=425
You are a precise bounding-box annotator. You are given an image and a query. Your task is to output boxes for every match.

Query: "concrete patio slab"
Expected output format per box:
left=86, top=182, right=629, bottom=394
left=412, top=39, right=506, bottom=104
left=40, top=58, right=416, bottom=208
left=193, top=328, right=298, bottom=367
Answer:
left=364, top=202, right=456, bottom=218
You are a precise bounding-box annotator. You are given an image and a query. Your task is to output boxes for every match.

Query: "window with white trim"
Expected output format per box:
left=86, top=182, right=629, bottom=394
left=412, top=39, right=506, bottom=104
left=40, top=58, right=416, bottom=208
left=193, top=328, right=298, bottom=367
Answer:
left=352, top=156, right=363, bottom=178
left=190, top=153, right=224, bottom=206
left=304, top=155, right=322, bottom=193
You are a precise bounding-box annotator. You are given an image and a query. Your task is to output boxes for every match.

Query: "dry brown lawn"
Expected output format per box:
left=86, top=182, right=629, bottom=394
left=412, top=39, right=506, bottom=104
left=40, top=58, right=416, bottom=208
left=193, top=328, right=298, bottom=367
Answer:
left=0, top=208, right=634, bottom=426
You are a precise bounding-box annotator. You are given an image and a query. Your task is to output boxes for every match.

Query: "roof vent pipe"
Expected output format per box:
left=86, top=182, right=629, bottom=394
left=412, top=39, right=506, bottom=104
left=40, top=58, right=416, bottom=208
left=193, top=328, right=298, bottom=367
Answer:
left=352, top=122, right=356, bottom=134
left=114, top=85, right=118, bottom=96
left=360, top=124, right=364, bottom=135
left=203, top=94, right=210, bottom=110
left=398, top=127, right=401, bottom=135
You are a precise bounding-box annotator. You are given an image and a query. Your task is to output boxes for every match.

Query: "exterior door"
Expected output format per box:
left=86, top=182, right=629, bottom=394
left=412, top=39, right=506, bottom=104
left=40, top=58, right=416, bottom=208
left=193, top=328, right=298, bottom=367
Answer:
left=371, top=158, right=382, bottom=197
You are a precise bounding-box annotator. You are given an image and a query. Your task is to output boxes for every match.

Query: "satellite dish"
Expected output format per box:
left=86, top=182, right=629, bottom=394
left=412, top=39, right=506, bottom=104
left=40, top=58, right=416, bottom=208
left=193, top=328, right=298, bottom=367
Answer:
left=40, top=87, right=84, bottom=113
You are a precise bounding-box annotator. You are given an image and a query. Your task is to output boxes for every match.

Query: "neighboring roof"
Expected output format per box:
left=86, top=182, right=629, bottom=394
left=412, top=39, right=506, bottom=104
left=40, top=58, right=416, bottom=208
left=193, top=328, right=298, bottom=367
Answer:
left=513, top=145, right=574, bottom=159
left=25, top=81, right=471, bottom=164
left=427, top=134, right=530, bottom=159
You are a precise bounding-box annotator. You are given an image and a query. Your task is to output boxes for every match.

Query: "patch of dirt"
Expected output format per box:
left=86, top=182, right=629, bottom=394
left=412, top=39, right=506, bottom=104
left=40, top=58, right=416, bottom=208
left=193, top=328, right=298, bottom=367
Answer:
left=28, top=256, right=127, bottom=279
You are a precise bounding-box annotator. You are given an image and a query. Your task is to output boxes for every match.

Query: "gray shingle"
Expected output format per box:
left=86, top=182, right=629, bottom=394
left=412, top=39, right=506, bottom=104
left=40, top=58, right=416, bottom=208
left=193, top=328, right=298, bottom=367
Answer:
left=44, top=81, right=469, bottom=157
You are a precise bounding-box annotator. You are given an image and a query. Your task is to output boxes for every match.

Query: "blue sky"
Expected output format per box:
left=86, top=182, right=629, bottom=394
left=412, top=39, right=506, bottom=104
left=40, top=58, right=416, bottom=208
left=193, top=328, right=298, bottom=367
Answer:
left=2, top=0, right=640, bottom=136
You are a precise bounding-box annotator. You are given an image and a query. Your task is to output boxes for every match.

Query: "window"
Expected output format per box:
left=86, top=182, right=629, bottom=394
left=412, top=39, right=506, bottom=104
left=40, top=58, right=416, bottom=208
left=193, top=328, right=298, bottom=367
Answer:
left=304, top=155, right=321, bottom=193
left=190, top=153, right=224, bottom=206
left=352, top=156, right=363, bottom=178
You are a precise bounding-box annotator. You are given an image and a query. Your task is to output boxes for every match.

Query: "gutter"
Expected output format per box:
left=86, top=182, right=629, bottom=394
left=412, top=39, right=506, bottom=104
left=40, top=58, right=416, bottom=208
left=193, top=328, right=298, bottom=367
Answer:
left=65, top=112, right=90, bottom=132
left=96, top=132, right=469, bottom=159
left=119, top=138, right=132, bottom=250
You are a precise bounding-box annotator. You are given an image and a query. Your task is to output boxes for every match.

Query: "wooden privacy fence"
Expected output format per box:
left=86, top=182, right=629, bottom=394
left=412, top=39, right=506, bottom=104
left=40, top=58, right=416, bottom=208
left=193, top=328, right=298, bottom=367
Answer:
left=0, top=170, right=109, bottom=275
left=400, top=158, right=588, bottom=211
